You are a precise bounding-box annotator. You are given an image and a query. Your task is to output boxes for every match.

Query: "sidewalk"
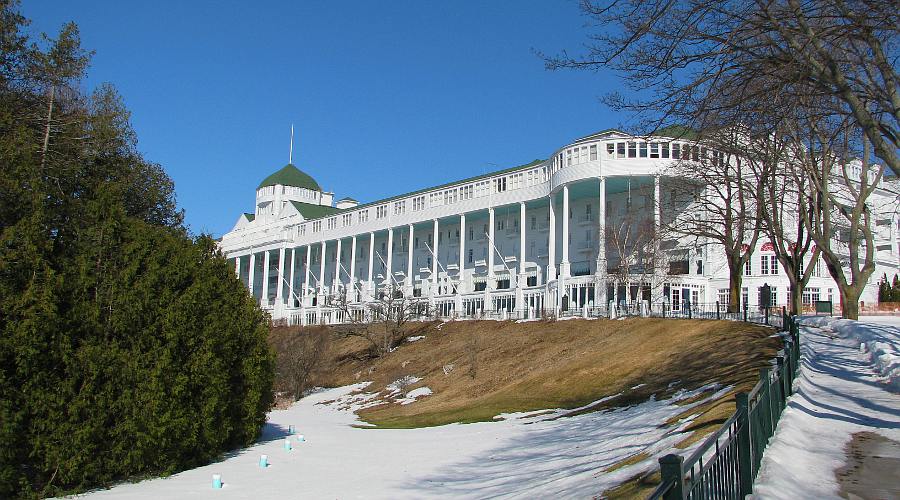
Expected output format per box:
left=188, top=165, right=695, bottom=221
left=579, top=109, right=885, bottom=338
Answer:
left=752, top=317, right=900, bottom=499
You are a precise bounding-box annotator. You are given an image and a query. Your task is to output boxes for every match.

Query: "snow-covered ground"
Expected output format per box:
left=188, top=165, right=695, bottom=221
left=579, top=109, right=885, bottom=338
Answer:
left=752, top=316, right=900, bottom=499
left=73, top=382, right=729, bottom=499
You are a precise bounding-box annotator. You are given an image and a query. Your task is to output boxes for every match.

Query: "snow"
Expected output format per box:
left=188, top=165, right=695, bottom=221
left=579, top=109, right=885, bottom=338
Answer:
left=406, top=335, right=426, bottom=342
left=752, top=317, right=900, bottom=499
left=398, top=387, right=433, bottom=405
left=73, top=384, right=731, bottom=499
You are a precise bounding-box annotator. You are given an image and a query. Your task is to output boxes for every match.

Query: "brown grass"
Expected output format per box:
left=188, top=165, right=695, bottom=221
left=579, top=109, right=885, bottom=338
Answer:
left=294, top=317, right=779, bottom=429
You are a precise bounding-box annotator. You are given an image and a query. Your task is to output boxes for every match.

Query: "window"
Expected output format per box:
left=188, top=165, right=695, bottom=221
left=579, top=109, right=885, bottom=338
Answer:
left=802, top=287, right=820, bottom=305
left=460, top=185, right=474, bottom=200
left=741, top=287, right=749, bottom=308
left=718, top=288, right=730, bottom=305
left=444, top=188, right=458, bottom=204
left=761, top=254, right=770, bottom=275
left=745, top=258, right=752, bottom=276
left=639, top=142, right=648, bottom=158
left=468, top=249, right=473, bottom=263
left=697, top=260, right=703, bottom=274
left=414, top=237, right=419, bottom=249
left=393, top=200, right=405, bottom=216
left=650, top=142, right=660, bottom=158
left=312, top=221, right=321, bottom=233
left=661, top=143, right=670, bottom=158
left=566, top=149, right=572, bottom=166
left=494, top=177, right=507, bottom=193
left=616, top=142, right=626, bottom=158
left=327, top=217, right=336, bottom=230
left=358, top=210, right=369, bottom=223
left=606, top=143, right=615, bottom=156
left=627, top=142, right=637, bottom=158
left=376, top=205, right=388, bottom=219
left=412, top=196, right=425, bottom=211
left=672, top=143, right=681, bottom=159
left=590, top=144, right=597, bottom=161
left=769, top=255, right=778, bottom=275
left=531, top=216, right=536, bottom=230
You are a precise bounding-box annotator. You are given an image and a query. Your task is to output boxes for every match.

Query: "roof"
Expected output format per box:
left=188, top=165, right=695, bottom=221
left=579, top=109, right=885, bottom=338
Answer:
left=243, top=213, right=255, bottom=222
left=258, top=164, right=321, bottom=191
left=572, top=128, right=627, bottom=144
left=289, top=201, right=341, bottom=219
left=653, top=125, right=701, bottom=140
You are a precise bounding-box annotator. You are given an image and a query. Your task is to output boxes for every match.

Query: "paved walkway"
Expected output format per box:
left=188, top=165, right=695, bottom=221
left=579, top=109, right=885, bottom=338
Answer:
left=752, top=319, right=900, bottom=499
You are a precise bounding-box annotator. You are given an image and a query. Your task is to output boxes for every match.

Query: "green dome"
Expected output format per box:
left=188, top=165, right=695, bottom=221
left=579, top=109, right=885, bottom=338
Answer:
left=257, top=164, right=321, bottom=191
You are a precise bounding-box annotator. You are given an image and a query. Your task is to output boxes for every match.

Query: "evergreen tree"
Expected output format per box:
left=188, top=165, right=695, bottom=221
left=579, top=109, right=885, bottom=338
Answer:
left=0, top=2, right=273, bottom=497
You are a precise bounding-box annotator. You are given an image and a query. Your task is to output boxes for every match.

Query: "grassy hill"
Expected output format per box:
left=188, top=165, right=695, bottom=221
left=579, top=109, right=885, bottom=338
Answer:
left=274, top=318, right=779, bottom=431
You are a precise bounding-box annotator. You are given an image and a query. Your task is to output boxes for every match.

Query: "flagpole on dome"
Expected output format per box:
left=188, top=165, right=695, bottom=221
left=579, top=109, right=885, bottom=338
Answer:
left=289, top=124, right=294, bottom=164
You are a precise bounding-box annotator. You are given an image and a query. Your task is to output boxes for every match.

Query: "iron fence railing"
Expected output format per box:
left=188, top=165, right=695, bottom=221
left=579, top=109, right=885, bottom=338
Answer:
left=647, top=312, right=800, bottom=499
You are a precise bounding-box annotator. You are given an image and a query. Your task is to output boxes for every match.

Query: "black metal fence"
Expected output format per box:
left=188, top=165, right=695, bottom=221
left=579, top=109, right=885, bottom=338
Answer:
left=647, top=312, right=801, bottom=499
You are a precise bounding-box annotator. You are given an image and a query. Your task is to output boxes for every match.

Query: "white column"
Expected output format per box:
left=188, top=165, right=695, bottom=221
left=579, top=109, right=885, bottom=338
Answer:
left=560, top=184, right=570, bottom=278
left=596, top=177, right=607, bottom=309
left=367, top=232, right=375, bottom=297
left=652, top=175, right=664, bottom=305
left=350, top=236, right=357, bottom=301
left=261, top=250, right=271, bottom=306
left=456, top=214, right=466, bottom=315
left=276, top=247, right=285, bottom=304
left=304, top=244, right=312, bottom=306
left=248, top=252, right=256, bottom=297
left=548, top=194, right=556, bottom=280
left=318, top=241, right=326, bottom=296
left=407, top=224, right=414, bottom=293
left=431, top=219, right=439, bottom=294
left=487, top=208, right=495, bottom=285
left=654, top=175, right=661, bottom=230
left=516, top=202, right=527, bottom=313
left=334, top=238, right=342, bottom=294
left=235, top=255, right=241, bottom=278
left=386, top=228, right=394, bottom=289
left=288, top=247, right=296, bottom=307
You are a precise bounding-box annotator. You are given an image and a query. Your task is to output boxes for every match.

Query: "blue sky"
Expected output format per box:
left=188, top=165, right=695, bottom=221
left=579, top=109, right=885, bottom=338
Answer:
left=23, top=1, right=626, bottom=236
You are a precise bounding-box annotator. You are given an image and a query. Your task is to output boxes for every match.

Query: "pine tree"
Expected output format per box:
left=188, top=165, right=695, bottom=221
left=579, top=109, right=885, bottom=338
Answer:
left=0, top=3, right=273, bottom=497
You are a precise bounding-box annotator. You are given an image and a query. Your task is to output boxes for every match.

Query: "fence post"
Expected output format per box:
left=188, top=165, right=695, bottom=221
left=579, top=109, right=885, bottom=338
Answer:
left=716, top=300, right=720, bottom=320
left=658, top=454, right=685, bottom=500
left=735, top=392, right=754, bottom=496
left=775, top=355, right=786, bottom=413
left=760, top=367, right=775, bottom=441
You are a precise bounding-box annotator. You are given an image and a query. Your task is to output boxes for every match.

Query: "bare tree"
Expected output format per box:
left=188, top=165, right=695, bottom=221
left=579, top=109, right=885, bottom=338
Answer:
left=663, top=129, right=764, bottom=312
left=605, top=179, right=669, bottom=308
left=787, top=105, right=888, bottom=319
left=269, top=326, right=332, bottom=401
left=331, top=284, right=427, bottom=358
left=545, top=0, right=899, bottom=176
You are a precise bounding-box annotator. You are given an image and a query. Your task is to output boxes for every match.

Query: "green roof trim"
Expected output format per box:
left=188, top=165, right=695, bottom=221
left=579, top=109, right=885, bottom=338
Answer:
left=257, top=164, right=321, bottom=191
left=653, top=125, right=700, bottom=140
left=289, top=201, right=341, bottom=219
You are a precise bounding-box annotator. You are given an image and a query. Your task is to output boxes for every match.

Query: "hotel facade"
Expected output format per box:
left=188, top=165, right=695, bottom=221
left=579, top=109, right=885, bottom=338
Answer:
left=219, top=129, right=900, bottom=324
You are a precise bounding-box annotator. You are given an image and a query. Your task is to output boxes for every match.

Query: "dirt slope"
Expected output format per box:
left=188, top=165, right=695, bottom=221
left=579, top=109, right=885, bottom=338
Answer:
left=294, top=318, right=780, bottom=429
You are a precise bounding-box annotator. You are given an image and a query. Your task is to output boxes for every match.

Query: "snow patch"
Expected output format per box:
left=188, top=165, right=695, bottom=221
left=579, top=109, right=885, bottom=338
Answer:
left=397, top=387, right=433, bottom=405
left=406, top=335, right=425, bottom=342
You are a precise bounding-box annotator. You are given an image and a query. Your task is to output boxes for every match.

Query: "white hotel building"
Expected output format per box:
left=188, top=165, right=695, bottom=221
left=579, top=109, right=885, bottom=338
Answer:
left=219, top=129, right=900, bottom=324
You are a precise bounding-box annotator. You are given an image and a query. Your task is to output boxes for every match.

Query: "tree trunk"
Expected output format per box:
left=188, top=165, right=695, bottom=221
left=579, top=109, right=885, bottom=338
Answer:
left=727, top=259, right=743, bottom=313
left=40, top=85, right=55, bottom=169
left=789, top=287, right=803, bottom=317
left=839, top=285, right=862, bottom=320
